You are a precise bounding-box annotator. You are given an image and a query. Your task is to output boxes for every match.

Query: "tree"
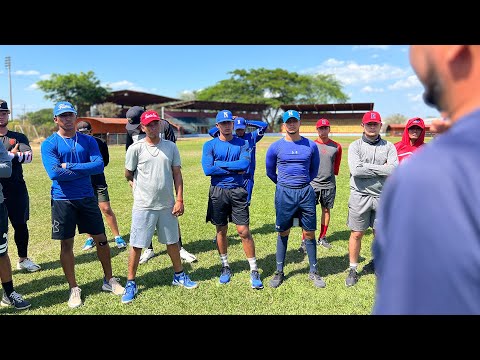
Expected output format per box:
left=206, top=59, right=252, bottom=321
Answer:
left=25, top=108, right=53, bottom=126
left=36, top=71, right=110, bottom=117
left=383, top=113, right=408, bottom=125
left=97, top=102, right=121, bottom=118
left=195, top=68, right=349, bottom=130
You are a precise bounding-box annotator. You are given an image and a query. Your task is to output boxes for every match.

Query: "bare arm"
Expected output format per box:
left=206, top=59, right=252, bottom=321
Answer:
left=172, top=165, right=184, bottom=217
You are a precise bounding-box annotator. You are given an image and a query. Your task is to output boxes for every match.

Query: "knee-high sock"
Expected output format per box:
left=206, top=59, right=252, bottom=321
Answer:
left=304, top=238, right=317, bottom=273
left=276, top=234, right=288, bottom=272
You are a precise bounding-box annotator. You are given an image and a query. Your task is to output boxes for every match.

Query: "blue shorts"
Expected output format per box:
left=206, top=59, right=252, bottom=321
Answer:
left=275, top=184, right=317, bottom=232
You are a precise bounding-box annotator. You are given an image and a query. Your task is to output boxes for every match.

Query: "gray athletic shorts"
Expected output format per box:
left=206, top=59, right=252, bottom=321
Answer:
left=129, top=208, right=179, bottom=248
left=346, top=192, right=379, bottom=232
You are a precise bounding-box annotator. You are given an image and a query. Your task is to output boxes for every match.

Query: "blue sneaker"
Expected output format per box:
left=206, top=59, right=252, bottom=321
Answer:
left=219, top=266, right=232, bottom=284
left=250, top=270, right=264, bottom=289
left=82, top=238, right=95, bottom=251
left=172, top=272, right=198, bottom=289
left=115, top=236, right=127, bottom=249
left=121, top=280, right=137, bottom=304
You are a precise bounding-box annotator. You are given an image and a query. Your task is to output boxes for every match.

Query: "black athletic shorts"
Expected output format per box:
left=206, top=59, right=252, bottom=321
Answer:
left=51, top=196, right=105, bottom=240
left=206, top=185, right=249, bottom=226
left=0, top=202, right=8, bottom=256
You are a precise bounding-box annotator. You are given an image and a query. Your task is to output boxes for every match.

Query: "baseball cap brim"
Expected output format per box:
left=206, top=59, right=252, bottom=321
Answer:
left=126, top=122, right=140, bottom=131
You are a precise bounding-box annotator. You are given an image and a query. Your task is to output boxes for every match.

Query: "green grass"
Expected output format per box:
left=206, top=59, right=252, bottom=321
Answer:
left=4, top=135, right=403, bottom=315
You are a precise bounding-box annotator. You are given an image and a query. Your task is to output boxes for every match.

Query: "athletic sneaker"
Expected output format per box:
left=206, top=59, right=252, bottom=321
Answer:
left=345, top=268, right=359, bottom=287
left=269, top=271, right=285, bottom=288
left=308, top=271, right=326, bottom=288
left=68, top=287, right=82, bottom=308
left=317, top=236, right=332, bottom=249
left=121, top=280, right=138, bottom=304
left=298, top=241, right=307, bottom=255
left=115, top=236, right=127, bottom=249
left=16, top=257, right=41, bottom=272
left=102, top=277, right=125, bottom=295
left=179, top=247, right=197, bottom=263
left=82, top=237, right=95, bottom=251
left=219, top=266, right=232, bottom=284
left=1, top=291, right=31, bottom=310
left=250, top=270, right=264, bottom=289
left=362, top=259, right=375, bottom=274
left=172, top=272, right=198, bottom=289
left=139, top=248, right=154, bottom=264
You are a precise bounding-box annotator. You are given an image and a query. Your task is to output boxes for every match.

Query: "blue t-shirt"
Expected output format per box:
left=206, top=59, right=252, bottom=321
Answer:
left=265, top=137, right=320, bottom=187
left=41, top=132, right=104, bottom=200
left=201, top=136, right=250, bottom=189
left=373, top=108, right=480, bottom=315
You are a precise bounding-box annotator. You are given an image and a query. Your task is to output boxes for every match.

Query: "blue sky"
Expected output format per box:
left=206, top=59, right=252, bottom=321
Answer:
left=0, top=45, right=440, bottom=120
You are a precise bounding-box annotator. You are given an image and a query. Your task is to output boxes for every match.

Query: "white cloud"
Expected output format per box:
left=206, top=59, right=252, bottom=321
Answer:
left=105, top=80, right=134, bottom=89
left=361, top=86, right=384, bottom=93
left=39, top=74, right=51, bottom=80
left=14, top=70, right=40, bottom=76
left=388, top=75, right=422, bottom=90
left=27, top=83, right=39, bottom=91
left=352, top=45, right=390, bottom=50
left=305, top=58, right=409, bottom=86
left=407, top=92, right=424, bottom=102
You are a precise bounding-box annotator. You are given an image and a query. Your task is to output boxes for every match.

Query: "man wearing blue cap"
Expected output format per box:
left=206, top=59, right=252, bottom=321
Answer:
left=40, top=101, right=124, bottom=308
left=202, top=110, right=263, bottom=289
left=208, top=116, right=268, bottom=205
left=265, top=109, right=325, bottom=289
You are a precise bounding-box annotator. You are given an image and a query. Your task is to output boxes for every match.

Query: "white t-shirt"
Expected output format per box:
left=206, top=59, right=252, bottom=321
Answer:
left=125, top=138, right=181, bottom=210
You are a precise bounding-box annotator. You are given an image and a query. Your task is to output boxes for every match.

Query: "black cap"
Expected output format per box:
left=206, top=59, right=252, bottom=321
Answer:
left=76, top=121, right=92, bottom=132
left=0, top=99, right=9, bottom=111
left=126, top=106, right=145, bottom=125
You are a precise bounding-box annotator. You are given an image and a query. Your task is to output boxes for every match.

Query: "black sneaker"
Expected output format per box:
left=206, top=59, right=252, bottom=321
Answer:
left=345, top=268, right=359, bottom=287
left=298, top=241, right=307, bottom=255
left=269, top=271, right=285, bottom=288
left=362, top=259, right=375, bottom=274
left=308, top=271, right=326, bottom=288
left=0, top=291, right=31, bottom=310
left=317, top=237, right=332, bottom=249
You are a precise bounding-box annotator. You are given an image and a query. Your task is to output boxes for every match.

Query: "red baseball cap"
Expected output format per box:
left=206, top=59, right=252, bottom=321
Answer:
left=140, top=110, right=161, bottom=125
left=362, top=111, right=382, bottom=124
left=316, top=118, right=330, bottom=127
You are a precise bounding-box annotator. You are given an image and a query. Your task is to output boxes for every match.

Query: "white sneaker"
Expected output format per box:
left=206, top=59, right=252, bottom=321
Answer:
left=17, top=258, right=41, bottom=272
left=102, top=277, right=124, bottom=295
left=68, top=287, right=82, bottom=309
left=179, top=247, right=197, bottom=263
left=139, top=248, right=155, bottom=264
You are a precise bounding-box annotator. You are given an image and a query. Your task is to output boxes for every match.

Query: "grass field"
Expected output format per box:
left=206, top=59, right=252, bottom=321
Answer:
left=2, top=134, right=403, bottom=315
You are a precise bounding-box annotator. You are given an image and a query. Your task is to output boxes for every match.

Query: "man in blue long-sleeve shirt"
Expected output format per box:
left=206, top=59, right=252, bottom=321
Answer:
left=202, top=110, right=263, bottom=289
left=41, top=101, right=124, bottom=309
left=265, top=109, right=324, bottom=289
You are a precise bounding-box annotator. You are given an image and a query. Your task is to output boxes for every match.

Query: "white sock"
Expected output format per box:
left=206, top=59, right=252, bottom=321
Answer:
left=247, top=257, right=258, bottom=271
left=220, top=254, right=229, bottom=267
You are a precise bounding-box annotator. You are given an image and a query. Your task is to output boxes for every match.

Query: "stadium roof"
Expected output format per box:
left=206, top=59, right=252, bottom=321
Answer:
left=106, top=90, right=179, bottom=107
left=164, top=100, right=268, bottom=112
left=280, top=103, right=374, bottom=112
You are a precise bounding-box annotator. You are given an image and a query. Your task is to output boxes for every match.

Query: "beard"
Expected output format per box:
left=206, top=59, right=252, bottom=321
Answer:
left=422, top=62, right=445, bottom=112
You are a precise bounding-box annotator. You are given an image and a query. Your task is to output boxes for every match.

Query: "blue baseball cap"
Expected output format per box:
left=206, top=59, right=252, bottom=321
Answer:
left=53, top=101, right=77, bottom=116
left=234, top=117, right=247, bottom=130
left=216, top=110, right=233, bottom=123
left=283, top=110, right=300, bottom=122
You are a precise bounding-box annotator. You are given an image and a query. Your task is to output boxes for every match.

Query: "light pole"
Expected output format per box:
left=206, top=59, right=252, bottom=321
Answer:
left=4, top=56, right=12, bottom=121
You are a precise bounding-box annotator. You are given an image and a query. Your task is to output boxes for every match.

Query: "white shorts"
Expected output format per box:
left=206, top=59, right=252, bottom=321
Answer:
left=129, top=208, right=179, bottom=248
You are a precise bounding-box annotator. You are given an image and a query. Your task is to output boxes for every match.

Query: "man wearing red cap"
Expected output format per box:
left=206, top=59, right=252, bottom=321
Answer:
left=345, top=110, right=398, bottom=287
left=122, top=110, right=198, bottom=303
left=299, top=118, right=342, bottom=253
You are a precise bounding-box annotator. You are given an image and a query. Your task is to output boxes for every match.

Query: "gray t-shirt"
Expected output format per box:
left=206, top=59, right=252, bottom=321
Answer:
left=125, top=138, right=181, bottom=210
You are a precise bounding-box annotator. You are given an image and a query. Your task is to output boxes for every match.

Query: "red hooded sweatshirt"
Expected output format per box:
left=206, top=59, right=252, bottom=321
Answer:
left=394, top=117, right=426, bottom=163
